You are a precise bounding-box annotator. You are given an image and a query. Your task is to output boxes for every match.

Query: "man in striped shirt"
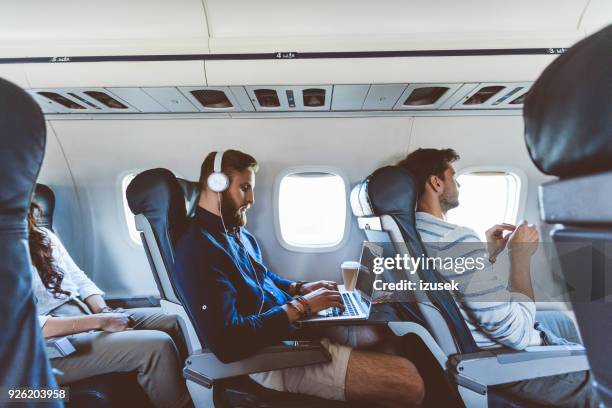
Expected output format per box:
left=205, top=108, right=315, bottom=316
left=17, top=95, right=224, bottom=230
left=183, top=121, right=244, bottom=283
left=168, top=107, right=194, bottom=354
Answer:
left=397, top=148, right=598, bottom=407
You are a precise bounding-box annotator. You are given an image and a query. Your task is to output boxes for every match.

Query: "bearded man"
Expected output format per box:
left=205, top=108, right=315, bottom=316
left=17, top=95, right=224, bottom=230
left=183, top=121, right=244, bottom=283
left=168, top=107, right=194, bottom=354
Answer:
left=173, top=150, right=424, bottom=407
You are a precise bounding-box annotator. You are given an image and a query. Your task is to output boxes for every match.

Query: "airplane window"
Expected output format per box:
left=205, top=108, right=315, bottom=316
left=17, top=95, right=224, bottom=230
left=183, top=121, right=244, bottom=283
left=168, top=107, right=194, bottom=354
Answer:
left=121, top=174, right=142, bottom=245
left=403, top=87, right=448, bottom=106
left=446, top=171, right=521, bottom=240
left=254, top=89, right=280, bottom=107
left=38, top=92, right=86, bottom=109
left=190, top=90, right=233, bottom=108
left=278, top=171, right=346, bottom=249
left=302, top=89, right=326, bottom=107
left=463, top=86, right=505, bottom=105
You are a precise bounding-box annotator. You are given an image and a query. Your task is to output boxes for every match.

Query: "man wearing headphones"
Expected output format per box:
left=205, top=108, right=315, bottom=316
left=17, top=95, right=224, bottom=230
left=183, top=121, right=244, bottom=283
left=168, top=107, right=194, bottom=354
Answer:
left=174, top=150, right=425, bottom=407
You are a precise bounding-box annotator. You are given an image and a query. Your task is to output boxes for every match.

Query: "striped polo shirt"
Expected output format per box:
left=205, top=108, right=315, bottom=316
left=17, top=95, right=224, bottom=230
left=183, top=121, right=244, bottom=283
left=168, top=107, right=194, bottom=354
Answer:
left=416, top=211, right=541, bottom=350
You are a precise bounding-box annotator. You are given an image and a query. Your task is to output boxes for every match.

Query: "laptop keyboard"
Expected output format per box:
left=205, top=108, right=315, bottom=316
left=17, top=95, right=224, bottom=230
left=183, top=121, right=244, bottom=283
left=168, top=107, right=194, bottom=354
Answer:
left=324, top=292, right=359, bottom=317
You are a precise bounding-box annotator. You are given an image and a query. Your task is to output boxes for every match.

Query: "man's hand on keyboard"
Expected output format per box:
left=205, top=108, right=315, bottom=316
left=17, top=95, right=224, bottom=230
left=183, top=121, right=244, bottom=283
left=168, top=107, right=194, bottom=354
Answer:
left=303, top=288, right=345, bottom=314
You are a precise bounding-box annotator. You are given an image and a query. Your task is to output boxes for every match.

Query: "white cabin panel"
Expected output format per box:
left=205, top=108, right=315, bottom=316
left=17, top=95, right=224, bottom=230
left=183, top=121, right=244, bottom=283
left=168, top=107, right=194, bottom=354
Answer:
left=25, top=61, right=206, bottom=88
left=0, top=0, right=209, bottom=57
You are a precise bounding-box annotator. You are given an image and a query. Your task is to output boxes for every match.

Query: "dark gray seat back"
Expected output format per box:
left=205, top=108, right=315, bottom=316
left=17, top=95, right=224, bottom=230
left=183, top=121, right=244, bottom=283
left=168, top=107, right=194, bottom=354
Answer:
left=524, top=24, right=612, bottom=407
left=0, top=78, right=59, bottom=399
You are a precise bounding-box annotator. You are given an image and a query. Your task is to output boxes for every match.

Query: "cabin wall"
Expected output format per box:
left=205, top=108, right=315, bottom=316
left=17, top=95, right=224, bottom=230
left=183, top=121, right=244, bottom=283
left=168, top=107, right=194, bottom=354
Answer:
left=39, top=114, right=557, bottom=300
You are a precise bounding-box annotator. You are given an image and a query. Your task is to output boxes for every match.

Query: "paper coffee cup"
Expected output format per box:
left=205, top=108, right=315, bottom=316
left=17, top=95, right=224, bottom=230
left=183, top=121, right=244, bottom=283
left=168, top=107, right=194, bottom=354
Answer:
left=341, top=261, right=360, bottom=291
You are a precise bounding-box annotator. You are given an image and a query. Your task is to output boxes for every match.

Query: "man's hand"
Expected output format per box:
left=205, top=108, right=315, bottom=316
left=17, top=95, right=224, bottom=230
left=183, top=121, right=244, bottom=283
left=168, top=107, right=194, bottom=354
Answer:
left=300, top=280, right=338, bottom=294
left=508, top=221, right=539, bottom=258
left=96, top=313, right=131, bottom=332
left=485, top=223, right=516, bottom=261
left=303, top=288, right=344, bottom=313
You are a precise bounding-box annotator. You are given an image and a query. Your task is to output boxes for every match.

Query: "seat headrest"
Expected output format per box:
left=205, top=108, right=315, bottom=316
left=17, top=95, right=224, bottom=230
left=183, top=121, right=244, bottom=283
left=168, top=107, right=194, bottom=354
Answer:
left=366, top=166, right=418, bottom=220
left=0, top=78, right=46, bottom=227
left=126, top=168, right=188, bottom=246
left=176, top=178, right=201, bottom=218
left=33, top=184, right=55, bottom=230
left=349, top=181, right=374, bottom=217
left=524, top=24, right=612, bottom=178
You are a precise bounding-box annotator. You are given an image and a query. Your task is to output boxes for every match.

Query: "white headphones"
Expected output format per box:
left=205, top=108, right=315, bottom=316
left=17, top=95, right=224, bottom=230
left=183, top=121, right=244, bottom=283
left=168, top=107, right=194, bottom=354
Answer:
left=207, top=151, right=230, bottom=192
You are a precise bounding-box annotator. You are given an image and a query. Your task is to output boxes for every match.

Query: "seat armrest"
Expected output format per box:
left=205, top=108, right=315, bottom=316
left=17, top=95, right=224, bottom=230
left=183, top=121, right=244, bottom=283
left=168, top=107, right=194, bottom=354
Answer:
left=450, top=346, right=590, bottom=392
left=183, top=341, right=331, bottom=388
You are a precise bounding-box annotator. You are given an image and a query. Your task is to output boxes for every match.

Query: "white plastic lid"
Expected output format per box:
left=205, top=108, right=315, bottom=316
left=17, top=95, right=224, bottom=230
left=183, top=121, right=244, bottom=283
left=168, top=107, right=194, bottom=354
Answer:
left=341, top=261, right=361, bottom=269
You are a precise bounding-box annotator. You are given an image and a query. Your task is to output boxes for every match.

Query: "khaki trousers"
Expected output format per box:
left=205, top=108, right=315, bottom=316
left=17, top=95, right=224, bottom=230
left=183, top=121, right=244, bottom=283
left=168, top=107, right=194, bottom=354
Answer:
left=50, top=302, right=191, bottom=408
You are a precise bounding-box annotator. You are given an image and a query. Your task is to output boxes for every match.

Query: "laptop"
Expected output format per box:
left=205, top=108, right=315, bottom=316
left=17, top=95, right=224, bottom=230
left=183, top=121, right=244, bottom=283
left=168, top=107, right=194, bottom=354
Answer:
left=299, top=246, right=377, bottom=323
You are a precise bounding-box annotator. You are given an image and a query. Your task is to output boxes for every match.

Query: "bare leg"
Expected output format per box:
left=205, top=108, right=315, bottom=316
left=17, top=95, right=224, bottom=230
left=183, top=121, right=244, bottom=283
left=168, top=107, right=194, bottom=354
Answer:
left=345, top=350, right=425, bottom=408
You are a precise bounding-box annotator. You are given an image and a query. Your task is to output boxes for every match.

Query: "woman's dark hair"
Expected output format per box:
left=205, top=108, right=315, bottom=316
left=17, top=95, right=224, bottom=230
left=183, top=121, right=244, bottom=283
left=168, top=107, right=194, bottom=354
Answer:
left=28, top=202, right=70, bottom=298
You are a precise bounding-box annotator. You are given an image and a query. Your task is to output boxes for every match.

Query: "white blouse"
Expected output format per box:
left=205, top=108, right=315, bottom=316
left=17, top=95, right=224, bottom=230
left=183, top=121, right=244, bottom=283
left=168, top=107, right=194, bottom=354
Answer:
left=33, top=228, right=104, bottom=327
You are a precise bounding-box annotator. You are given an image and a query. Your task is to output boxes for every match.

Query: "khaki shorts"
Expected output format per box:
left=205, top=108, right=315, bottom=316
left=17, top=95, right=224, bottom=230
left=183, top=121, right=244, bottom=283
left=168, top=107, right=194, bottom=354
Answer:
left=250, top=338, right=352, bottom=401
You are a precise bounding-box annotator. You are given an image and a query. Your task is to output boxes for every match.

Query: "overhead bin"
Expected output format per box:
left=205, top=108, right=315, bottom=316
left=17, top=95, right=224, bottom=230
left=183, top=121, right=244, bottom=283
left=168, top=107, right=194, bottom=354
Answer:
left=204, top=0, right=587, bottom=54
left=0, top=0, right=209, bottom=58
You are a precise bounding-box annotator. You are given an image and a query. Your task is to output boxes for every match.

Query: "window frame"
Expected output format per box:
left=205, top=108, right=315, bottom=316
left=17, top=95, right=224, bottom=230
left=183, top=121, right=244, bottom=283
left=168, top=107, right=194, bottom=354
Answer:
left=451, top=165, right=528, bottom=228
left=273, top=166, right=351, bottom=253
left=118, top=169, right=186, bottom=248
left=119, top=171, right=143, bottom=247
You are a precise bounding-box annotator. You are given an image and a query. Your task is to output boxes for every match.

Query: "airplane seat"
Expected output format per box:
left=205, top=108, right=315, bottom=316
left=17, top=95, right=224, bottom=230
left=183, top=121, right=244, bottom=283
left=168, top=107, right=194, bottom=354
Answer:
left=33, top=183, right=55, bottom=230
left=32, top=182, right=153, bottom=408
left=350, top=166, right=590, bottom=408
left=127, top=168, right=356, bottom=408
left=0, top=77, right=59, bottom=405
left=523, top=24, right=612, bottom=407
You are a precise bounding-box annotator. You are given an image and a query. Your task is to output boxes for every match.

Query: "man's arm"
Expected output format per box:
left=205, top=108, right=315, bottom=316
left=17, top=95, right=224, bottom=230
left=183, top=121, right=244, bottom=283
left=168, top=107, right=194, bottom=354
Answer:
left=433, top=226, right=540, bottom=349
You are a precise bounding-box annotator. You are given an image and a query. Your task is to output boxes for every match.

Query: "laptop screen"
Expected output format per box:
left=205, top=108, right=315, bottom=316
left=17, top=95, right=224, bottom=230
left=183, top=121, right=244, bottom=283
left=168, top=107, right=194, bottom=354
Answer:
left=355, top=243, right=381, bottom=302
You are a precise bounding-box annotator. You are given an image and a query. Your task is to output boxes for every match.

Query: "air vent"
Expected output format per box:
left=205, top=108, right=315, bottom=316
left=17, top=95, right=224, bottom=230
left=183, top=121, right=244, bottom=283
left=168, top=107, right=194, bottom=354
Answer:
left=303, top=88, right=326, bottom=107
left=179, top=87, right=245, bottom=112
left=452, top=83, right=531, bottom=110
left=39, top=92, right=86, bottom=110
left=246, top=86, right=331, bottom=111
left=255, top=89, right=280, bottom=107
left=510, top=92, right=528, bottom=105
left=394, top=84, right=461, bottom=110
left=464, top=86, right=505, bottom=105
left=191, top=90, right=232, bottom=108
left=84, top=91, right=128, bottom=109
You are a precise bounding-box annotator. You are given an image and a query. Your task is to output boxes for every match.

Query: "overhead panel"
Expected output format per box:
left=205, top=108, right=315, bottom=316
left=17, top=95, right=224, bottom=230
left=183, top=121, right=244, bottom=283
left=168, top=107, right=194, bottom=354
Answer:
left=362, top=84, right=407, bottom=110
left=29, top=88, right=137, bottom=113
left=331, top=85, right=370, bottom=111
left=451, top=83, right=532, bottom=110
left=179, top=86, right=243, bottom=112
left=141, top=87, right=198, bottom=113
left=289, top=85, right=332, bottom=111
left=228, top=87, right=256, bottom=111
left=245, top=85, right=332, bottom=111
left=393, top=83, right=462, bottom=110
left=245, top=86, right=290, bottom=111
left=106, top=88, right=168, bottom=113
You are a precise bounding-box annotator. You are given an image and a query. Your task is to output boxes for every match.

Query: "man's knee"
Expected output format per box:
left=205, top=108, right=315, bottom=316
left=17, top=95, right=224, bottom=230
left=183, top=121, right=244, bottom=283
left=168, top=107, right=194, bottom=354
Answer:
left=144, top=331, right=179, bottom=360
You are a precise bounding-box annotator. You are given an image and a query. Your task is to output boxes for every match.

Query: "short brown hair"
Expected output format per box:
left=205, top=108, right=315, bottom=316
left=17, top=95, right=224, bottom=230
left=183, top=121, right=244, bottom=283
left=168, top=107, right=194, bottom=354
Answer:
left=397, top=148, right=459, bottom=195
left=199, top=149, right=259, bottom=190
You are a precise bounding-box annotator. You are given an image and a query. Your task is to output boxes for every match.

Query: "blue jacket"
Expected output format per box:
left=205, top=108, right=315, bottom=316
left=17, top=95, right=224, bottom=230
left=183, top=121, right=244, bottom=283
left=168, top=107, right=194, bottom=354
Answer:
left=174, top=206, right=297, bottom=362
